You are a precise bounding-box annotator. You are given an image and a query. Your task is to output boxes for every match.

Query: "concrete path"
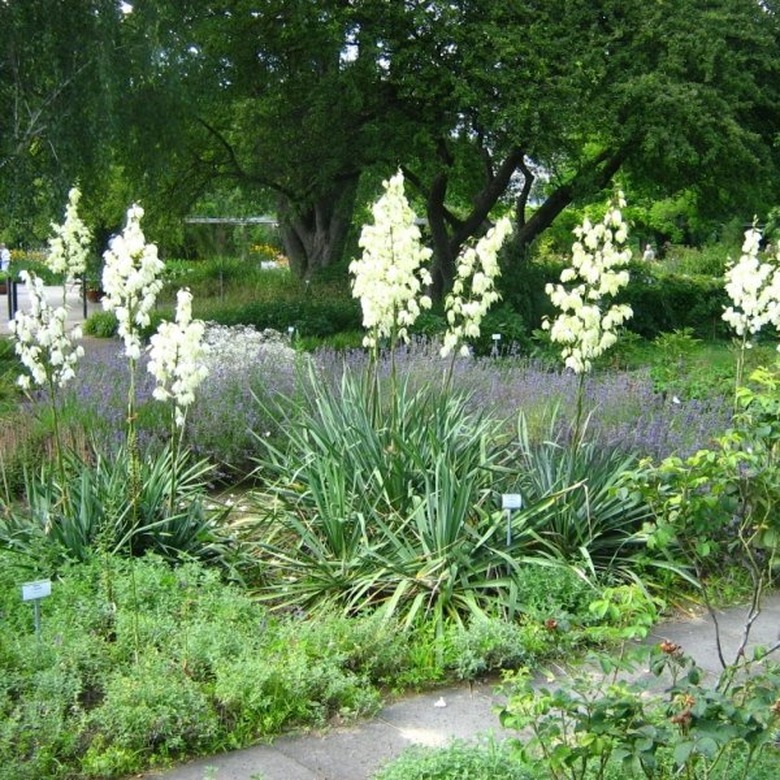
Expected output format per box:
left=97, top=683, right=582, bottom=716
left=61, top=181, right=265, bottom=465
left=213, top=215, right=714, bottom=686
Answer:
left=1, top=280, right=103, bottom=335
left=141, top=594, right=780, bottom=780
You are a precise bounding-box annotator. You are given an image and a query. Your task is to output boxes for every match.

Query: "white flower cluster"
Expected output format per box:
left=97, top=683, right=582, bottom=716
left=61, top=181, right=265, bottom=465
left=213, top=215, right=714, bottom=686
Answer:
left=102, top=204, right=164, bottom=360
left=47, top=186, right=91, bottom=277
left=200, top=324, right=297, bottom=371
left=9, top=271, right=84, bottom=390
left=350, top=170, right=433, bottom=348
left=441, top=216, right=513, bottom=357
left=722, top=225, right=780, bottom=342
left=543, top=193, right=633, bottom=374
left=147, top=289, right=210, bottom=427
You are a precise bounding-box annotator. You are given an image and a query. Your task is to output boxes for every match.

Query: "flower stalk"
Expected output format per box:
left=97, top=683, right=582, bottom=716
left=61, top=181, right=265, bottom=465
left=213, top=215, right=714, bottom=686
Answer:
left=47, top=185, right=92, bottom=306
left=350, top=170, right=432, bottom=421
left=543, top=192, right=633, bottom=443
left=441, top=215, right=513, bottom=385
left=101, top=203, right=165, bottom=661
left=10, top=270, right=84, bottom=510
left=722, top=223, right=780, bottom=408
left=147, top=287, right=209, bottom=514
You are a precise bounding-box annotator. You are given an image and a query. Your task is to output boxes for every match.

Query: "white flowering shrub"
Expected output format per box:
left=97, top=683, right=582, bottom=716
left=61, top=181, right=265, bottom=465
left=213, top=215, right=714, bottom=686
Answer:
left=200, top=324, right=298, bottom=371
left=543, top=193, right=633, bottom=374
left=147, top=289, right=210, bottom=428
left=9, top=271, right=84, bottom=391
left=47, top=186, right=92, bottom=278
left=350, top=170, right=432, bottom=349
left=441, top=216, right=513, bottom=357
left=722, top=225, right=780, bottom=341
left=102, top=204, right=164, bottom=360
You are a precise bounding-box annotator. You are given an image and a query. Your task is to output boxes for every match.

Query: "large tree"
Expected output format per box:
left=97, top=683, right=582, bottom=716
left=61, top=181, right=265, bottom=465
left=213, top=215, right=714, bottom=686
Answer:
left=0, top=1, right=124, bottom=242
left=117, top=0, right=409, bottom=278
left=384, top=0, right=780, bottom=291
left=94, top=1, right=780, bottom=289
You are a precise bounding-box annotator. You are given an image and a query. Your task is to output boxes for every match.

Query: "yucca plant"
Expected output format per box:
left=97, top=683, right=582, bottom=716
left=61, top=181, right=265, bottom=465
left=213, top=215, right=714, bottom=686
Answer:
left=505, top=408, right=650, bottom=581
left=0, top=446, right=234, bottom=569
left=246, top=365, right=560, bottom=629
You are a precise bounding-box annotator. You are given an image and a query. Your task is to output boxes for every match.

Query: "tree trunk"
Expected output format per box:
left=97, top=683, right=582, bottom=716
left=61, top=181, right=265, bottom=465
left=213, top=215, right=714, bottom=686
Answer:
left=513, top=149, right=627, bottom=259
left=425, top=172, right=455, bottom=301
left=277, top=176, right=359, bottom=280
left=413, top=145, right=525, bottom=300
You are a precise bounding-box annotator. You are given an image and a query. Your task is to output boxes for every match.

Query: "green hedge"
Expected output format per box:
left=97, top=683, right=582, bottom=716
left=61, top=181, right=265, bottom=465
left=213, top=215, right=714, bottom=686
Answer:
left=205, top=298, right=363, bottom=337
left=620, top=269, right=728, bottom=340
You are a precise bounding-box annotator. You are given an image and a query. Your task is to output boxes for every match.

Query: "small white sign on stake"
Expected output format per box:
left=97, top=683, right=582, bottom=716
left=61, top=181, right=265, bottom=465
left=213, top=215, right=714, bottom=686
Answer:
left=502, top=494, right=522, bottom=546
left=21, top=579, right=52, bottom=638
left=502, top=494, right=522, bottom=510
left=21, top=580, right=51, bottom=602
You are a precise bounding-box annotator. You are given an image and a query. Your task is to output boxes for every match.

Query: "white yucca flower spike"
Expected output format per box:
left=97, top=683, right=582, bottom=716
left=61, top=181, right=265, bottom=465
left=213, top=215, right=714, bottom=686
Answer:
left=441, top=216, right=513, bottom=357
left=722, top=223, right=780, bottom=339
left=350, top=170, right=433, bottom=348
left=47, top=186, right=92, bottom=278
left=542, top=192, right=633, bottom=374
left=147, top=288, right=210, bottom=427
left=9, top=271, right=84, bottom=391
left=102, top=204, right=165, bottom=360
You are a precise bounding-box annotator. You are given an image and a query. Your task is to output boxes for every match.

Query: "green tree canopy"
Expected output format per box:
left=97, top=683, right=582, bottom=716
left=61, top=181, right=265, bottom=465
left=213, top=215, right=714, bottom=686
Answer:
left=3, top=1, right=779, bottom=288
left=0, top=0, right=124, bottom=243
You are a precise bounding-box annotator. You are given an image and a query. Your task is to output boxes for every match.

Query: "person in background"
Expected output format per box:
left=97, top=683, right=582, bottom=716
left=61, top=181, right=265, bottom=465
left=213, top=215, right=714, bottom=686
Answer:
left=642, top=243, right=656, bottom=262
left=0, top=243, right=9, bottom=273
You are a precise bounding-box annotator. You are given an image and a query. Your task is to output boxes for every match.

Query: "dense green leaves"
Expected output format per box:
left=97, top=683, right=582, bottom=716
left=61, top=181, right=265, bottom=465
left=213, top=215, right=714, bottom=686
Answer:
left=3, top=1, right=779, bottom=278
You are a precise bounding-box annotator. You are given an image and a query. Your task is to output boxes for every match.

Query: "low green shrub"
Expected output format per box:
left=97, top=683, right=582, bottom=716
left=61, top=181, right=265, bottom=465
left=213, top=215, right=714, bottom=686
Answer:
left=248, top=366, right=525, bottom=629
left=83, top=310, right=118, bottom=338
left=505, top=257, right=729, bottom=343
left=8, top=256, right=63, bottom=285
left=202, top=298, right=362, bottom=337
left=373, top=738, right=532, bottom=780
left=620, top=267, right=728, bottom=340
left=662, top=243, right=734, bottom=277
left=501, top=642, right=780, bottom=780
left=0, top=553, right=425, bottom=779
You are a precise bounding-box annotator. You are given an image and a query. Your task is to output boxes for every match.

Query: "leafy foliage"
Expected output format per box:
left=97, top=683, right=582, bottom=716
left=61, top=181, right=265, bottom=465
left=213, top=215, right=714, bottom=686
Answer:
left=0, top=446, right=236, bottom=570
left=501, top=642, right=780, bottom=780
left=0, top=553, right=414, bottom=779
left=507, top=409, right=650, bottom=581
left=249, top=366, right=529, bottom=628
left=373, top=738, right=532, bottom=780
